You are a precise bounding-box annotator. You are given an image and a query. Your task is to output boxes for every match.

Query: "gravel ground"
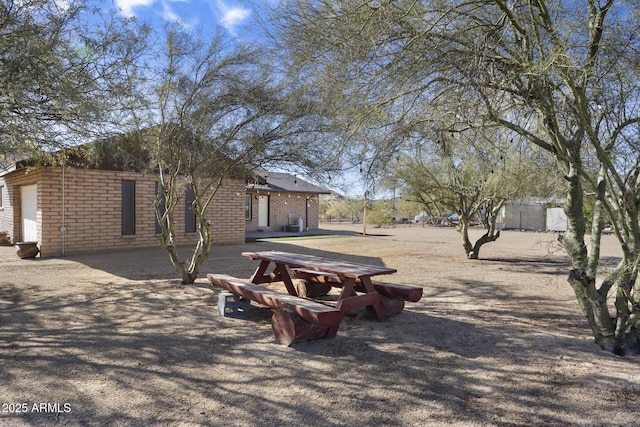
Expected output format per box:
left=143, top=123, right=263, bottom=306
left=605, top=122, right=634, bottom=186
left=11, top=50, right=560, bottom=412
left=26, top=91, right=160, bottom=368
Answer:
left=1, top=223, right=638, bottom=426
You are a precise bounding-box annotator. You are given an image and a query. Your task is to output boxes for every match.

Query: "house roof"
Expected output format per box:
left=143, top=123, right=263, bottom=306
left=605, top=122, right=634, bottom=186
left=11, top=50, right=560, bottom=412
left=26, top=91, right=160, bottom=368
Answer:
left=247, top=171, right=330, bottom=195
left=3, top=127, right=250, bottom=180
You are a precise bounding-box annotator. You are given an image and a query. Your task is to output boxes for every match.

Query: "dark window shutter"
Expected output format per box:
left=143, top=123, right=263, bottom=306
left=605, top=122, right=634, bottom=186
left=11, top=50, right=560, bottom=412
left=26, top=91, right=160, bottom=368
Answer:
left=185, top=186, right=196, bottom=233
left=122, top=180, right=135, bottom=235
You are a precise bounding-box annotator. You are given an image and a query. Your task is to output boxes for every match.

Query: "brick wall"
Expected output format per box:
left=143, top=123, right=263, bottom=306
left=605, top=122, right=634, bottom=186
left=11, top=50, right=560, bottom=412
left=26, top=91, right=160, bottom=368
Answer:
left=306, top=195, right=321, bottom=229
left=206, top=179, right=246, bottom=244
left=245, top=191, right=322, bottom=232
left=1, top=167, right=245, bottom=257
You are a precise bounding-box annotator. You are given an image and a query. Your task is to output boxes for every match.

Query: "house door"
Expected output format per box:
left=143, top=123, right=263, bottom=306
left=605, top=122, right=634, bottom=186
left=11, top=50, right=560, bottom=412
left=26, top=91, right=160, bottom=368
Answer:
left=258, top=195, right=269, bottom=227
left=21, top=184, right=38, bottom=242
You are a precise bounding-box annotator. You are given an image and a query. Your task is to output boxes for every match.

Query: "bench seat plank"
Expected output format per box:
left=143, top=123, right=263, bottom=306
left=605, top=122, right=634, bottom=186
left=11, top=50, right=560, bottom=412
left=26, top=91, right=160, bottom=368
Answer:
left=368, top=281, right=423, bottom=303
left=207, top=274, right=342, bottom=328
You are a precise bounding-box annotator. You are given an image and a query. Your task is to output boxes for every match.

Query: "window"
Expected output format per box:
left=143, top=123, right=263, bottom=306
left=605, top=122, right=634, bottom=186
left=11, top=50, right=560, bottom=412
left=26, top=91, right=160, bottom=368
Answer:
left=185, top=186, right=196, bottom=233
left=0, top=185, right=3, bottom=208
left=121, top=180, right=135, bottom=235
left=245, top=195, right=252, bottom=220
left=155, top=182, right=166, bottom=235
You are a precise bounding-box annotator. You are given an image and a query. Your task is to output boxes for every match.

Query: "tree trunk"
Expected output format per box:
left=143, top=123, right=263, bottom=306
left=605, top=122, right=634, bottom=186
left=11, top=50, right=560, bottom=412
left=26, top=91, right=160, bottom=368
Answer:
left=618, top=279, right=640, bottom=355
left=182, top=209, right=213, bottom=285
left=460, top=219, right=474, bottom=257
left=468, top=230, right=501, bottom=259
left=562, top=160, right=621, bottom=353
left=181, top=270, right=198, bottom=285
left=625, top=322, right=640, bottom=355
left=566, top=269, right=621, bottom=354
left=460, top=202, right=503, bottom=259
left=461, top=226, right=500, bottom=260
left=155, top=174, right=200, bottom=285
left=609, top=251, right=640, bottom=355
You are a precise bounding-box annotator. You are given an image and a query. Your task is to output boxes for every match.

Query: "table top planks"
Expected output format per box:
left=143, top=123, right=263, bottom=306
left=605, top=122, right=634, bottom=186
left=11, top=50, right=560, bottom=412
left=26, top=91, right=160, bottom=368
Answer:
left=242, top=251, right=396, bottom=279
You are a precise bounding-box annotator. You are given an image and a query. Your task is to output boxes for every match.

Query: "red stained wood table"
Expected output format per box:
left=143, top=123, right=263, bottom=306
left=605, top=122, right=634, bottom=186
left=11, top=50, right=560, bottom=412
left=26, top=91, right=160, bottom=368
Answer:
left=241, top=251, right=397, bottom=321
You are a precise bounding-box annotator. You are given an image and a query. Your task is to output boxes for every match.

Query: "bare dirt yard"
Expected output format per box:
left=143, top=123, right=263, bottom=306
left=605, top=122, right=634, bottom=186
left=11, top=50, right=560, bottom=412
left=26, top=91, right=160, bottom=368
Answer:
left=1, top=223, right=639, bottom=426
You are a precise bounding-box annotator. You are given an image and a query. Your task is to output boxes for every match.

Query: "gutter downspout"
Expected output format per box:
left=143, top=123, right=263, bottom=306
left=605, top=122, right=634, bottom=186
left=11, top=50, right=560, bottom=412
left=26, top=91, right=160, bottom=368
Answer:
left=60, top=161, right=66, bottom=256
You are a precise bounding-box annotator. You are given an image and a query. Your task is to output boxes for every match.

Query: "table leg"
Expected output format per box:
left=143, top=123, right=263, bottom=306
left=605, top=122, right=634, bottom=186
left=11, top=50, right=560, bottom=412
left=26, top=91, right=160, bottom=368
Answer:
left=249, top=260, right=273, bottom=284
left=336, top=277, right=357, bottom=301
left=275, top=263, right=298, bottom=296
left=336, top=277, right=387, bottom=321
left=249, top=261, right=299, bottom=296
left=360, top=276, right=387, bottom=321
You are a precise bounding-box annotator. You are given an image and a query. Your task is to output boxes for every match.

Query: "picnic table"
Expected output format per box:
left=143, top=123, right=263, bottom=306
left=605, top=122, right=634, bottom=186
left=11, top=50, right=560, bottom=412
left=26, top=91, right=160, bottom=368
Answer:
left=241, top=250, right=397, bottom=321
left=208, top=250, right=422, bottom=345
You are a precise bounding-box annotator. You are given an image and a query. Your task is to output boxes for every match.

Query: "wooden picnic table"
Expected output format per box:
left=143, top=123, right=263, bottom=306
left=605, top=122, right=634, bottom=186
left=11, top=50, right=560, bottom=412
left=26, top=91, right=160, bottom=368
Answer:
left=241, top=250, right=397, bottom=321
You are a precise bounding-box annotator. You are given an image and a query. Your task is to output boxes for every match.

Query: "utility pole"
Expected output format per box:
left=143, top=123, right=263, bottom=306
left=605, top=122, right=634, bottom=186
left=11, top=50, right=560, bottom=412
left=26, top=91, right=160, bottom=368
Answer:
left=362, top=191, right=368, bottom=237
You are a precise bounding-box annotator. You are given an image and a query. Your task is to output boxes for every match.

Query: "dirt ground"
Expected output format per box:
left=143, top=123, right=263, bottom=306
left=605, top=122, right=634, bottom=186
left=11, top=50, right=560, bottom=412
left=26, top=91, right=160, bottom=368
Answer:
left=1, top=223, right=639, bottom=426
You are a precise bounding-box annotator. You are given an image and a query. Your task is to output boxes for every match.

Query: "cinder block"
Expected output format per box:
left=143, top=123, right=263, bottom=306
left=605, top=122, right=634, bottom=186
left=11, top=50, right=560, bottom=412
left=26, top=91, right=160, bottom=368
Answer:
left=217, top=292, right=251, bottom=318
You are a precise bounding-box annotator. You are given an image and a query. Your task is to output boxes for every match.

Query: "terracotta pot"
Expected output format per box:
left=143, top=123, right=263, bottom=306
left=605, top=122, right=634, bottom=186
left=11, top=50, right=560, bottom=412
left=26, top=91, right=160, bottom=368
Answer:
left=15, top=241, right=39, bottom=259
left=0, top=232, right=10, bottom=246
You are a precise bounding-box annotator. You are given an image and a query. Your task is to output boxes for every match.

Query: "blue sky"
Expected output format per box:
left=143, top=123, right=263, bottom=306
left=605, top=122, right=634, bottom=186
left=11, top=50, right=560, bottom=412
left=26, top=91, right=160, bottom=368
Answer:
left=102, top=0, right=368, bottom=197
left=109, top=0, right=263, bottom=37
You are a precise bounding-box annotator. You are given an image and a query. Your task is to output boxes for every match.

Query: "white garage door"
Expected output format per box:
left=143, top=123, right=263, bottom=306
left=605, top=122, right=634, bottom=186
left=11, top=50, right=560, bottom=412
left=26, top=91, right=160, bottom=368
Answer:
left=21, top=184, right=38, bottom=242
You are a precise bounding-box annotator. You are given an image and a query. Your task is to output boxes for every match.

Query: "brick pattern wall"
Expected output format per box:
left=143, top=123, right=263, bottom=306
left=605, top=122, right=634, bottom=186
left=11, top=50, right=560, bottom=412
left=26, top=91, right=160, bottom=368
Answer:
left=40, top=167, right=159, bottom=256
left=307, top=196, right=321, bottom=229
left=1, top=167, right=245, bottom=257
left=205, top=179, right=246, bottom=244
left=245, top=191, right=322, bottom=232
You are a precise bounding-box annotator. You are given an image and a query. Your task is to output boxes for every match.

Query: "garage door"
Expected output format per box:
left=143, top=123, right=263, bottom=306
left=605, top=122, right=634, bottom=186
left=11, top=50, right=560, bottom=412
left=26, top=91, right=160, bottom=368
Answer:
left=21, top=184, right=38, bottom=242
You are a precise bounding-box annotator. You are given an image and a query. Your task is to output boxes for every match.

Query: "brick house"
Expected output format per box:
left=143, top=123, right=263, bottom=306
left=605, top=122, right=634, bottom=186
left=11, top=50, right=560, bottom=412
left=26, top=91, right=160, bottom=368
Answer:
left=0, top=162, right=245, bottom=257
left=0, top=161, right=330, bottom=257
left=245, top=171, right=330, bottom=233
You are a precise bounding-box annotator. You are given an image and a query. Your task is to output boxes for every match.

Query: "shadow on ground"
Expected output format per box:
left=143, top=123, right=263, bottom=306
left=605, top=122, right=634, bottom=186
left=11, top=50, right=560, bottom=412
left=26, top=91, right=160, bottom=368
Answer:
left=0, top=236, right=638, bottom=426
left=1, top=274, right=637, bottom=426
left=5, top=239, right=391, bottom=282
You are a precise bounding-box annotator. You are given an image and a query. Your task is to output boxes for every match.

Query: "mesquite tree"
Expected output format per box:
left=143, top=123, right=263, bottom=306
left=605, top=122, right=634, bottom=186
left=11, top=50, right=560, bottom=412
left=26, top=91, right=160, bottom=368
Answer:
left=393, top=123, right=559, bottom=259
left=274, top=0, right=640, bottom=354
left=149, top=27, right=327, bottom=284
left=394, top=144, right=506, bottom=260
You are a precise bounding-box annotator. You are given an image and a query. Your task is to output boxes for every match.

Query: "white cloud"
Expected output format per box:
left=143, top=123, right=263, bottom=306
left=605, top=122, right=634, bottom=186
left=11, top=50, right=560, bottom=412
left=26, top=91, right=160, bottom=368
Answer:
left=215, top=0, right=251, bottom=32
left=160, top=1, right=193, bottom=29
left=116, top=0, right=157, bottom=17
left=113, top=0, right=250, bottom=34
left=54, top=0, right=70, bottom=12
left=221, top=7, right=250, bottom=29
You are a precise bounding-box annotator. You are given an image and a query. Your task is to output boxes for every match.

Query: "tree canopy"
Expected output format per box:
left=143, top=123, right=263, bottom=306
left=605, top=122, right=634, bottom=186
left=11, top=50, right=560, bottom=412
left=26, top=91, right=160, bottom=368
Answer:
left=0, top=0, right=149, bottom=166
left=272, top=0, right=640, bottom=354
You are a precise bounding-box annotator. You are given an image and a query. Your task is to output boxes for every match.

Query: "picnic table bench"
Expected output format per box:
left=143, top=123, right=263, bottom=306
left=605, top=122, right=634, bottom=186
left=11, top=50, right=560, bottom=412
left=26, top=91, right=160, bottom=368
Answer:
left=207, top=274, right=343, bottom=346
